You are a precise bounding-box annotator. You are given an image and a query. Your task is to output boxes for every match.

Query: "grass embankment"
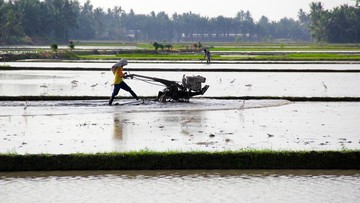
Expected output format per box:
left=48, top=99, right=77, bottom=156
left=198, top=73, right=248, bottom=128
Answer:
left=74, top=42, right=360, bottom=61
left=208, top=43, right=360, bottom=51
left=2, top=42, right=360, bottom=61
left=1, top=151, right=359, bottom=171
left=253, top=53, right=360, bottom=61
left=78, top=53, right=204, bottom=60
left=74, top=41, right=360, bottom=51
left=77, top=52, right=360, bottom=61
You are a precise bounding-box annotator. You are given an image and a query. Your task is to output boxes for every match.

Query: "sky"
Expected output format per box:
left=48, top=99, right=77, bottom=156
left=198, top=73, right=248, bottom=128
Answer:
left=78, top=0, right=355, bottom=21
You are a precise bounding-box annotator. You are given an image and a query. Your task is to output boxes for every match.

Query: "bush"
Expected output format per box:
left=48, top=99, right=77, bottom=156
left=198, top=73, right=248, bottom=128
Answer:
left=68, top=41, right=75, bottom=50
left=50, top=43, right=58, bottom=52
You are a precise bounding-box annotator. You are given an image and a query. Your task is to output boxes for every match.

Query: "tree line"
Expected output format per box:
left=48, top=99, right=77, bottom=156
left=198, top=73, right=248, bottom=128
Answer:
left=0, top=0, right=359, bottom=45
left=309, top=1, right=360, bottom=43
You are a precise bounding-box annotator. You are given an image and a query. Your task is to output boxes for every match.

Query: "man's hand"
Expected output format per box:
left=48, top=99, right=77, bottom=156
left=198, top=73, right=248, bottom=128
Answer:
left=123, top=72, right=128, bottom=78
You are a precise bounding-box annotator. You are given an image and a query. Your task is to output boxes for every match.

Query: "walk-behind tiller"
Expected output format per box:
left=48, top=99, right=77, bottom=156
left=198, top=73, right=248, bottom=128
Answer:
left=124, top=73, right=209, bottom=102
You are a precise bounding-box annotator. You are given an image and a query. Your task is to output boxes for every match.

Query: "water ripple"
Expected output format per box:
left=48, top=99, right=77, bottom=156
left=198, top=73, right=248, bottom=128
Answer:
left=1, top=170, right=359, bottom=203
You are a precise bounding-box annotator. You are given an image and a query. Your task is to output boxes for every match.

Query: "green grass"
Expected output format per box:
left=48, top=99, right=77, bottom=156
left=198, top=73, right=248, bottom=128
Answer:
left=288, top=53, right=360, bottom=59
left=75, top=42, right=360, bottom=61
left=2, top=42, right=360, bottom=61
left=137, top=42, right=360, bottom=51
left=251, top=53, right=360, bottom=61
left=73, top=41, right=138, bottom=47
left=116, top=53, right=204, bottom=60
left=211, top=44, right=360, bottom=51
left=1, top=150, right=359, bottom=171
left=77, top=52, right=360, bottom=61
left=78, top=53, right=209, bottom=60
left=198, top=42, right=360, bottom=51
left=74, top=42, right=360, bottom=51
left=136, top=43, right=186, bottom=50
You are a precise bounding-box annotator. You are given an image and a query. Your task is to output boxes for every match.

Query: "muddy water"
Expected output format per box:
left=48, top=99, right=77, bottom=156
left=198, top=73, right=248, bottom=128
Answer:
left=1, top=170, right=359, bottom=203
left=1, top=64, right=360, bottom=153
left=1, top=100, right=359, bottom=154
left=1, top=70, right=360, bottom=97
left=1, top=63, right=359, bottom=202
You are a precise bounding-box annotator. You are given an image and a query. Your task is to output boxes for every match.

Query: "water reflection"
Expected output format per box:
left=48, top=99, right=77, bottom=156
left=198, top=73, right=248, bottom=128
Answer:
left=113, top=113, right=123, bottom=140
left=178, top=111, right=202, bottom=135
left=0, top=170, right=359, bottom=203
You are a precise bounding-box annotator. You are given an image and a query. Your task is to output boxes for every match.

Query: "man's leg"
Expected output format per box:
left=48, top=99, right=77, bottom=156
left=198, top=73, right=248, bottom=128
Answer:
left=120, top=82, right=139, bottom=100
left=129, top=89, right=139, bottom=100
left=109, top=85, right=121, bottom=105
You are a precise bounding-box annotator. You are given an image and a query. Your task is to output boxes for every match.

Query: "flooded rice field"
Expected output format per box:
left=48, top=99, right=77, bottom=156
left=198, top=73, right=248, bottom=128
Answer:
left=1, top=99, right=359, bottom=154
left=1, top=62, right=360, bottom=202
left=1, top=170, right=359, bottom=203
left=1, top=70, right=360, bottom=97
left=1, top=62, right=360, bottom=154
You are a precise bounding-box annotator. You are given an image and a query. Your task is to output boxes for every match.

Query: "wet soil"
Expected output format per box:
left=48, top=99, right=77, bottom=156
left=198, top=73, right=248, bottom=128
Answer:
left=1, top=99, right=359, bottom=154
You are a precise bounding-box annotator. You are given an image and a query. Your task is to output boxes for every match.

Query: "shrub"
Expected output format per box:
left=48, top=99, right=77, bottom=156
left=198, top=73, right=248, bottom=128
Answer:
left=68, top=41, right=75, bottom=50
left=50, top=43, right=58, bottom=52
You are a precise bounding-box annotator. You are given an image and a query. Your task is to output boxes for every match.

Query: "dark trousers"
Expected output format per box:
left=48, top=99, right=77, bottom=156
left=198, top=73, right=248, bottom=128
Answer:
left=109, top=82, right=138, bottom=104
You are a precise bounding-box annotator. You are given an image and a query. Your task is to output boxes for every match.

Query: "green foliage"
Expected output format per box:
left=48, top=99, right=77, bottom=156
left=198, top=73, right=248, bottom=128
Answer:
left=50, top=43, right=58, bottom=52
left=309, top=2, right=360, bottom=43
left=68, top=41, right=75, bottom=50
left=0, top=0, right=77, bottom=44
left=1, top=0, right=358, bottom=45
left=0, top=0, right=311, bottom=44
left=152, top=42, right=160, bottom=50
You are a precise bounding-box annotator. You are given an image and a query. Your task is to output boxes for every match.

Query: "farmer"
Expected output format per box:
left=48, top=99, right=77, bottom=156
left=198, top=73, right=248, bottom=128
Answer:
left=203, top=48, right=211, bottom=64
left=109, top=59, right=139, bottom=105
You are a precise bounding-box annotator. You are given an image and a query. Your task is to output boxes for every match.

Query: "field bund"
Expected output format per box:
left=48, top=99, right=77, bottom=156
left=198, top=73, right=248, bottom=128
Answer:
left=1, top=151, right=359, bottom=171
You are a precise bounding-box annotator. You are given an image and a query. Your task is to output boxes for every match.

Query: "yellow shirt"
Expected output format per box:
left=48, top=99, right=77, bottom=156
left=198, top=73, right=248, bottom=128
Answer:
left=113, top=66, right=124, bottom=84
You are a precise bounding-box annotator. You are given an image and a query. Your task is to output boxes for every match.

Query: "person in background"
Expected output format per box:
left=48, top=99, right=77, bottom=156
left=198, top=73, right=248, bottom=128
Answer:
left=203, top=48, right=211, bottom=64
left=109, top=59, right=139, bottom=105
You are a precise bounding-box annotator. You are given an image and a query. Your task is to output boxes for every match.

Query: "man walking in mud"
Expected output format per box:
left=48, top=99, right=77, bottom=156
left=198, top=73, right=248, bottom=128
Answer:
left=109, top=59, right=139, bottom=105
left=203, top=48, right=211, bottom=64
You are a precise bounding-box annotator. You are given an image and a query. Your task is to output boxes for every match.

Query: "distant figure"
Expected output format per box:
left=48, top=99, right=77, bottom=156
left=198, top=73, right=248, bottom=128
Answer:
left=109, top=59, right=139, bottom=105
left=203, top=49, right=211, bottom=64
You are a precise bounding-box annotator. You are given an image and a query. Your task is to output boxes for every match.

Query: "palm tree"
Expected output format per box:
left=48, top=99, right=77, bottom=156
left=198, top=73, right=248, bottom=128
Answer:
left=44, top=0, right=77, bottom=42
left=309, top=2, right=328, bottom=42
